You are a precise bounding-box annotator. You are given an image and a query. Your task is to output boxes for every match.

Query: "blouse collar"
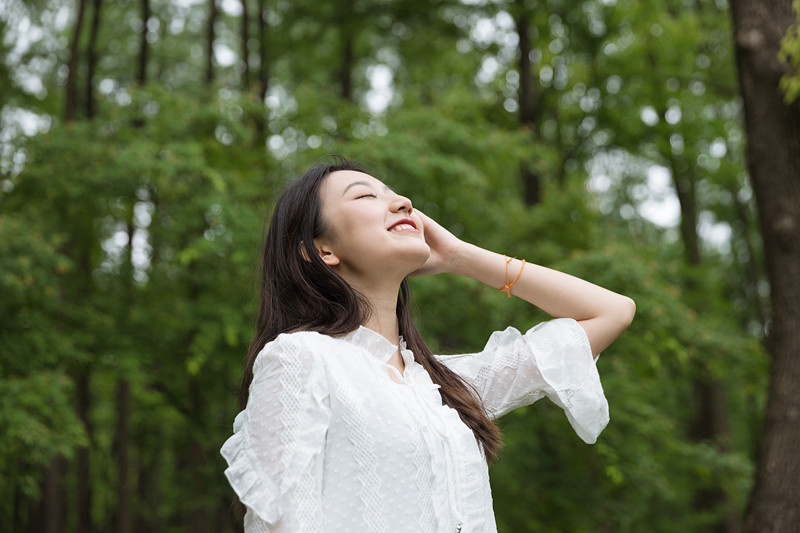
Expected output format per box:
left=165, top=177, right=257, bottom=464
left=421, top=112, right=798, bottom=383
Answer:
left=341, top=326, right=415, bottom=366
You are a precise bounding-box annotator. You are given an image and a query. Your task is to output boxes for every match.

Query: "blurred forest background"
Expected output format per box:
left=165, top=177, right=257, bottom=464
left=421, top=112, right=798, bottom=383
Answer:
left=1, top=0, right=799, bottom=532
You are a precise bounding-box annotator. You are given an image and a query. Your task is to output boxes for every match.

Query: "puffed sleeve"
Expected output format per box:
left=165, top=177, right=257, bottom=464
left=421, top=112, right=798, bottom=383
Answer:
left=220, top=333, right=331, bottom=531
left=435, top=318, right=608, bottom=444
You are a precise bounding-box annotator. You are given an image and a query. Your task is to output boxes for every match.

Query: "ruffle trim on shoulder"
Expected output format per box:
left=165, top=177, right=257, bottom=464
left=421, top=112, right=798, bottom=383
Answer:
left=220, top=411, right=281, bottom=523
left=523, top=319, right=609, bottom=444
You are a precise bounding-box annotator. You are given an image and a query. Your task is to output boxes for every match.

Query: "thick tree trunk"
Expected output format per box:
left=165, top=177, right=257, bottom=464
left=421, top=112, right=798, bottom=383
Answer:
left=206, top=0, right=218, bottom=85
left=137, top=0, right=150, bottom=84
left=85, top=0, right=102, bottom=118
left=730, top=1, right=800, bottom=531
left=65, top=0, right=89, bottom=121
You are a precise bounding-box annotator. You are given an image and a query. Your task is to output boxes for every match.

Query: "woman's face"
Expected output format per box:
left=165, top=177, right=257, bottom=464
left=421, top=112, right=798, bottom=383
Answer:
left=314, top=170, right=430, bottom=280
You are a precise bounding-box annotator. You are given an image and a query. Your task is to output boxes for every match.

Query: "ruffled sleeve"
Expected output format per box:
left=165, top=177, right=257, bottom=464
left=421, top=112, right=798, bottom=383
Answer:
left=220, top=333, right=331, bottom=531
left=435, top=318, right=608, bottom=444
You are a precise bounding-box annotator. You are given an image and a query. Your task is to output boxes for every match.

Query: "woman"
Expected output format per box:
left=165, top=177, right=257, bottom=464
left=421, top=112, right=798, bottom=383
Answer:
left=221, top=159, right=635, bottom=532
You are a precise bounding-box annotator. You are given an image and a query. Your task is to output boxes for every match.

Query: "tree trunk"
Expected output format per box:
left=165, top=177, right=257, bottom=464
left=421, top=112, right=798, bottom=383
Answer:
left=338, top=0, right=355, bottom=102
left=41, top=456, right=67, bottom=533
left=731, top=183, right=767, bottom=331
left=515, top=10, right=537, bottom=126
left=206, top=0, right=218, bottom=85
left=254, top=0, right=269, bottom=142
left=514, top=5, right=542, bottom=206
left=730, top=1, right=800, bottom=531
left=257, top=0, right=268, bottom=103
left=115, top=379, right=132, bottom=533
left=673, top=172, right=701, bottom=265
left=65, top=0, right=89, bottom=121
left=241, top=0, right=251, bottom=90
left=76, top=368, right=93, bottom=533
left=653, top=45, right=737, bottom=528
left=85, top=0, right=102, bottom=118
left=137, top=0, right=150, bottom=84
left=115, top=214, right=136, bottom=533
left=339, top=32, right=354, bottom=101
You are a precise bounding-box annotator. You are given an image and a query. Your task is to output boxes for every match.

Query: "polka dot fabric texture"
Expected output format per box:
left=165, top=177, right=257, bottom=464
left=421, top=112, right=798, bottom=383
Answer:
left=221, top=318, right=608, bottom=532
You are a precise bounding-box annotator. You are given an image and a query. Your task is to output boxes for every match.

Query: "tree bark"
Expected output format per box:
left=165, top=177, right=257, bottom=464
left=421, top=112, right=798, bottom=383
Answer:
left=137, top=0, right=150, bottom=84
left=730, top=1, right=800, bottom=531
left=65, top=0, right=89, bottom=121
left=85, top=0, right=102, bottom=118
left=206, top=0, right=218, bottom=86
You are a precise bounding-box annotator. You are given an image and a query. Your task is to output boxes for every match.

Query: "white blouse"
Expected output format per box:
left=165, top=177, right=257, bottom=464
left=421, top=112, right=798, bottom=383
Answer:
left=220, top=318, right=608, bottom=533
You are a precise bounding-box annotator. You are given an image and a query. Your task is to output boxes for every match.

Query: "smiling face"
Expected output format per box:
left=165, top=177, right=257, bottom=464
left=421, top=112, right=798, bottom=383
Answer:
left=314, top=170, right=430, bottom=281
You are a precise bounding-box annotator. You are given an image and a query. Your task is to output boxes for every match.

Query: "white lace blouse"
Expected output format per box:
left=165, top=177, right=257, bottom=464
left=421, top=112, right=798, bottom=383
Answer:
left=220, top=318, right=608, bottom=533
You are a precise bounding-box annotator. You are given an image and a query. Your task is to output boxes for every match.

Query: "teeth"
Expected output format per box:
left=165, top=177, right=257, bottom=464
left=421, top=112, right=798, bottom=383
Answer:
left=391, top=224, right=415, bottom=231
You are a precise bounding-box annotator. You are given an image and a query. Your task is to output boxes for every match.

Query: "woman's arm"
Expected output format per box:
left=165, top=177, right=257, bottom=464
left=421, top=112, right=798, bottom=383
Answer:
left=414, top=211, right=635, bottom=357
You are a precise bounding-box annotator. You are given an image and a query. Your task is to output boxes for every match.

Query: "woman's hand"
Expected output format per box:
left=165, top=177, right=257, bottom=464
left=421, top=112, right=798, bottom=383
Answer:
left=411, top=211, right=465, bottom=276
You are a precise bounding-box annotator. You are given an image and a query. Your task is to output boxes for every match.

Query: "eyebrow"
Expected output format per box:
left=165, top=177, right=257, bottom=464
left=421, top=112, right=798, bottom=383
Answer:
left=341, top=180, right=394, bottom=196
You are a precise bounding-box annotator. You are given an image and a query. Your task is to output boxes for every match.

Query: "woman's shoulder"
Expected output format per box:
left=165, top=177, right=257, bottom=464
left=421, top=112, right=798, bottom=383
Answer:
left=255, top=329, right=343, bottom=365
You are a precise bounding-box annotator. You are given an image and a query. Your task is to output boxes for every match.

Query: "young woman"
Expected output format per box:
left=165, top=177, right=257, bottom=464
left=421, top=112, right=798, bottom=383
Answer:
left=221, top=159, right=635, bottom=533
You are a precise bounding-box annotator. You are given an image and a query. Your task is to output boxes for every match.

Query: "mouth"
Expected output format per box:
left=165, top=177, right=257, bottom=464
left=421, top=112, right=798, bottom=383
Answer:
left=388, top=218, right=418, bottom=232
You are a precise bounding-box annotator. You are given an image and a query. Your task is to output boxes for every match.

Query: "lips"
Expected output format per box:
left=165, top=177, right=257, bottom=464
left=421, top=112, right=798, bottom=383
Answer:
left=388, top=218, right=418, bottom=232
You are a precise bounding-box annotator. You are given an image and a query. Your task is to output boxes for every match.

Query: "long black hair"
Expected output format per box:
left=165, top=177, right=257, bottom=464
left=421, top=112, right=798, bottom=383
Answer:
left=241, top=158, right=502, bottom=462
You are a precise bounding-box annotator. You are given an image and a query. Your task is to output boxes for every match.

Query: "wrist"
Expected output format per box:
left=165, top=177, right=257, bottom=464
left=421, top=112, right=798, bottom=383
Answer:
left=448, top=241, right=479, bottom=277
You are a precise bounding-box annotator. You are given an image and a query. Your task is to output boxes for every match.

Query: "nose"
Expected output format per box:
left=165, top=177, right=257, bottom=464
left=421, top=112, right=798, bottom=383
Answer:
left=391, top=194, right=413, bottom=214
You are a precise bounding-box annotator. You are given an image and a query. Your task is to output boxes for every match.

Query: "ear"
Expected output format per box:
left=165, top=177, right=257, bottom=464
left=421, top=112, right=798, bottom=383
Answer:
left=315, top=240, right=340, bottom=267
left=300, top=239, right=340, bottom=266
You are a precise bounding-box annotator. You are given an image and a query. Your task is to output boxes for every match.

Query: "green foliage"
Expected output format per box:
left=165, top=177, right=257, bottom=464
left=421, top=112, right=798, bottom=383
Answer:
left=0, top=0, right=771, bottom=531
left=779, top=0, right=800, bottom=103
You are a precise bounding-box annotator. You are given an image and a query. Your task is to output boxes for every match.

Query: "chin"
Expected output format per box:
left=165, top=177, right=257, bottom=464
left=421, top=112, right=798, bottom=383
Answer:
left=408, top=246, right=431, bottom=269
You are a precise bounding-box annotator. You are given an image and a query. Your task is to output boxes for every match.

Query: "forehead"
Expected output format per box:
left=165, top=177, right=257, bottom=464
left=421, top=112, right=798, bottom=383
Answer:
left=324, top=170, right=388, bottom=196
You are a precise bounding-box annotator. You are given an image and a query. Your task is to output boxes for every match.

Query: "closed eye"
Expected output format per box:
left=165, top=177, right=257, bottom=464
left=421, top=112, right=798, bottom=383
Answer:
left=356, top=193, right=377, bottom=199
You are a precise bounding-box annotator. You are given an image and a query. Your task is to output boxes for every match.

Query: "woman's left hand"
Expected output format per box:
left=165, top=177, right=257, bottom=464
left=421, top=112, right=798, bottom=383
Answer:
left=411, top=211, right=465, bottom=276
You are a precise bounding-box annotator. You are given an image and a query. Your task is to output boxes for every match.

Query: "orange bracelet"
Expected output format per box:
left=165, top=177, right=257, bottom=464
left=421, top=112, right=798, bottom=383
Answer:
left=499, top=255, right=525, bottom=297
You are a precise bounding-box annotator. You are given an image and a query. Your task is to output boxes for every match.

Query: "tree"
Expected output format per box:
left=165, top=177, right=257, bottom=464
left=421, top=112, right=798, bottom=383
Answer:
left=0, top=0, right=781, bottom=530
left=65, top=0, right=89, bottom=121
left=730, top=0, right=800, bottom=530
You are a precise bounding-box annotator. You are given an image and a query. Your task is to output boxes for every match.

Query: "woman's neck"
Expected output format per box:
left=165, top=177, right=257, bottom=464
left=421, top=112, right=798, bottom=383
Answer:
left=362, top=292, right=400, bottom=345
left=348, top=275, right=402, bottom=345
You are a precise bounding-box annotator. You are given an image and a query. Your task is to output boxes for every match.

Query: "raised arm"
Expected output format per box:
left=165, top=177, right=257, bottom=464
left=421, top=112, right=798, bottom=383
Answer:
left=414, top=211, right=635, bottom=357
